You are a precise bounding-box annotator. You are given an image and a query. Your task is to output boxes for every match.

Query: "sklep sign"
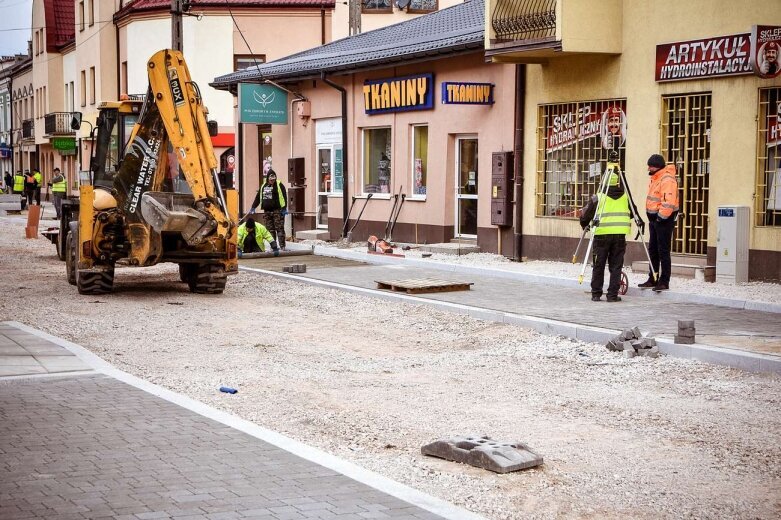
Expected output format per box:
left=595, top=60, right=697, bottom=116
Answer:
left=751, top=25, right=781, bottom=79
left=238, top=83, right=288, bottom=124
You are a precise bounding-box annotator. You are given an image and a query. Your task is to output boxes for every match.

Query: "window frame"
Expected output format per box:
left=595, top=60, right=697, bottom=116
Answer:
left=89, top=67, right=96, bottom=105
left=79, top=1, right=85, bottom=31
left=361, top=0, right=393, bottom=14
left=409, top=124, right=428, bottom=199
left=405, top=0, right=438, bottom=14
left=361, top=126, right=393, bottom=197
left=80, top=70, right=86, bottom=107
left=234, top=54, right=266, bottom=72
left=88, top=0, right=94, bottom=27
left=755, top=86, right=781, bottom=227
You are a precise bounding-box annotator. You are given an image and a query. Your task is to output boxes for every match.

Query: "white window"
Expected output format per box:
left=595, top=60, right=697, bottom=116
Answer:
left=410, top=125, right=428, bottom=197
left=362, top=127, right=391, bottom=194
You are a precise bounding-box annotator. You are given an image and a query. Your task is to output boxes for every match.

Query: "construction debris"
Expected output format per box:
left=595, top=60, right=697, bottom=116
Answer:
left=283, top=264, right=307, bottom=273
left=606, top=327, right=660, bottom=358
left=675, top=320, right=696, bottom=344
left=421, top=435, right=543, bottom=474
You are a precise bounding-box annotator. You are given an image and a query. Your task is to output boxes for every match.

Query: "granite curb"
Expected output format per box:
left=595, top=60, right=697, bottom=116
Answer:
left=240, top=266, right=781, bottom=375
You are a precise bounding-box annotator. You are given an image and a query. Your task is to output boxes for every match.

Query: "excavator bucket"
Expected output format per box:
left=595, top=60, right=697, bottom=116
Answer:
left=139, top=191, right=216, bottom=245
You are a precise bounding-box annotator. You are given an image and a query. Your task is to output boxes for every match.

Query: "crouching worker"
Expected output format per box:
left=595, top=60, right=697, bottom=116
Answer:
left=579, top=172, right=631, bottom=302
left=238, top=217, right=280, bottom=257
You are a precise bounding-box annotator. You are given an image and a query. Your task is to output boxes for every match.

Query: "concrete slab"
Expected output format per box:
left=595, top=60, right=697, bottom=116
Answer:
left=0, top=345, right=28, bottom=355
left=23, top=344, right=75, bottom=356
left=418, top=243, right=480, bottom=255
left=0, top=355, right=43, bottom=366
left=0, top=365, right=47, bottom=376
left=36, top=356, right=91, bottom=372
left=295, top=229, right=331, bottom=240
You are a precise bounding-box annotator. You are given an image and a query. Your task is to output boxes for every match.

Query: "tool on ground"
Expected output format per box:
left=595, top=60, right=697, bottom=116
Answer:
left=341, top=195, right=358, bottom=238
left=573, top=150, right=657, bottom=285
left=345, top=193, right=372, bottom=242
left=383, top=186, right=403, bottom=240
left=386, top=193, right=406, bottom=243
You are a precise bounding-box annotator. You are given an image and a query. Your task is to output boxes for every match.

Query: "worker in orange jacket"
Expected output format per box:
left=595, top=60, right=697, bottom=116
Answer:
left=639, top=154, right=679, bottom=292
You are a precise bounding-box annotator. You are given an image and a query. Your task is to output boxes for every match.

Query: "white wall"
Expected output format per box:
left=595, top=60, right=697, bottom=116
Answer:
left=125, top=16, right=234, bottom=128
left=62, top=52, right=76, bottom=112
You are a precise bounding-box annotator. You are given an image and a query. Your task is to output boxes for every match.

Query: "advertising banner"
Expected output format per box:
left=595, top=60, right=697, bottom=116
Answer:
left=546, top=103, right=626, bottom=153
left=768, top=98, right=781, bottom=148
left=441, top=82, right=494, bottom=105
left=363, top=73, right=434, bottom=115
left=239, top=83, right=288, bottom=125
left=655, top=34, right=753, bottom=82
left=751, top=25, right=781, bottom=79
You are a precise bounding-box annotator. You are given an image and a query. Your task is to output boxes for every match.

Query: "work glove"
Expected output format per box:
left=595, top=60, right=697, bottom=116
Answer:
left=281, top=209, right=288, bottom=217
left=248, top=207, right=256, bottom=215
left=273, top=249, right=280, bottom=257
left=238, top=249, right=243, bottom=258
left=270, top=241, right=280, bottom=256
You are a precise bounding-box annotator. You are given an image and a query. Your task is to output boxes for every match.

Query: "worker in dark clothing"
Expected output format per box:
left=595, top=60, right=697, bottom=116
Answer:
left=249, top=169, right=287, bottom=250
left=580, top=172, right=632, bottom=302
left=23, top=170, right=36, bottom=206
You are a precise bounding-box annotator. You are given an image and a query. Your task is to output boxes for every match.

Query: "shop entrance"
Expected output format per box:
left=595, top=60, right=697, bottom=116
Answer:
left=316, top=147, right=333, bottom=228
left=455, top=136, right=478, bottom=237
left=661, top=93, right=711, bottom=256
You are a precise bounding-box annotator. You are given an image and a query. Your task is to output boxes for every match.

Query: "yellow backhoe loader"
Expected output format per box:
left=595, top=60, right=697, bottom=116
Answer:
left=66, top=49, right=238, bottom=294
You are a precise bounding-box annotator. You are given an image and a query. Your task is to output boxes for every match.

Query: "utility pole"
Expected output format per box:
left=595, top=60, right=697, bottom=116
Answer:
left=171, top=0, right=184, bottom=52
left=348, top=0, right=361, bottom=36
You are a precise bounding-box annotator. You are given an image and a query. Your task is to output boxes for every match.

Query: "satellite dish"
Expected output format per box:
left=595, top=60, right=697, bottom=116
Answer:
left=397, top=0, right=411, bottom=8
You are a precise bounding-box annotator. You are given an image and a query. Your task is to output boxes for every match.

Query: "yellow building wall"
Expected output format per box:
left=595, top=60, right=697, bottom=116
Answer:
left=523, top=0, right=781, bottom=254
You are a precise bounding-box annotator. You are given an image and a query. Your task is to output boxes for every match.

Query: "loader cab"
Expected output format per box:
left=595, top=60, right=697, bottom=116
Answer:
left=89, top=100, right=141, bottom=189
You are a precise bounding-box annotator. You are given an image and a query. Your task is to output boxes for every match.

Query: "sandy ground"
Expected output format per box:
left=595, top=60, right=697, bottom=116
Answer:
left=2, top=217, right=780, bottom=520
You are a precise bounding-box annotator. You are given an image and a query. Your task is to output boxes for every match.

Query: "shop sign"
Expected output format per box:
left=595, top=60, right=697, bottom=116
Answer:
left=316, top=117, right=342, bottom=144
left=441, top=82, right=494, bottom=105
left=52, top=137, right=76, bottom=152
left=363, top=73, right=434, bottom=115
left=767, top=99, right=781, bottom=148
left=751, top=25, right=781, bottom=79
left=655, top=34, right=752, bottom=82
left=238, top=83, right=288, bottom=125
left=546, top=102, right=626, bottom=153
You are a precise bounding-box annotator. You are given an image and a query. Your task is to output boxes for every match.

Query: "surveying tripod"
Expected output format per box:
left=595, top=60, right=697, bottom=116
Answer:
left=572, top=150, right=657, bottom=285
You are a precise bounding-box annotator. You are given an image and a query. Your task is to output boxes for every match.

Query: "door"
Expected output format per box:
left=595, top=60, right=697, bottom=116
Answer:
left=455, top=136, right=478, bottom=237
left=661, top=94, right=711, bottom=255
left=316, top=147, right=331, bottom=228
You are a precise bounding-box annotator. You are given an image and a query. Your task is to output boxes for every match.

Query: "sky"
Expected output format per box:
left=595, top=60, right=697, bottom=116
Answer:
left=0, top=0, right=33, bottom=57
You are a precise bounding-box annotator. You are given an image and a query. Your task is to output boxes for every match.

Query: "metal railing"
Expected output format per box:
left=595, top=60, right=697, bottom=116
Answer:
left=491, top=0, right=557, bottom=41
left=21, top=119, right=34, bottom=139
left=44, top=112, right=76, bottom=135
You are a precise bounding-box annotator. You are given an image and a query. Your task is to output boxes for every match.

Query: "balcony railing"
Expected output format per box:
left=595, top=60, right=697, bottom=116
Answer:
left=44, top=112, right=76, bottom=136
left=491, top=0, right=557, bottom=42
left=21, top=119, right=34, bottom=140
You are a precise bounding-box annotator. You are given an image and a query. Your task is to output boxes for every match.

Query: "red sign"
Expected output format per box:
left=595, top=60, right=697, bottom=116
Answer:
left=655, top=34, right=753, bottom=82
left=768, top=99, right=781, bottom=148
left=546, top=103, right=626, bottom=153
left=751, top=25, right=781, bottom=79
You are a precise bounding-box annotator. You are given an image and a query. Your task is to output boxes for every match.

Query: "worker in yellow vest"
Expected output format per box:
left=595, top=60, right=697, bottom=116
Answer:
left=580, top=172, right=631, bottom=302
left=12, top=171, right=26, bottom=210
left=32, top=169, right=42, bottom=205
left=49, top=167, right=67, bottom=219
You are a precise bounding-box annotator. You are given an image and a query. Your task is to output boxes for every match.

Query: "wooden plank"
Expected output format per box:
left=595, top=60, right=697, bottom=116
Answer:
left=375, top=278, right=473, bottom=294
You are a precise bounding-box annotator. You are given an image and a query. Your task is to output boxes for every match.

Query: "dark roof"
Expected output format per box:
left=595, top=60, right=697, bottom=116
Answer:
left=115, top=0, right=335, bottom=20
left=211, top=0, right=484, bottom=88
left=45, top=0, right=75, bottom=52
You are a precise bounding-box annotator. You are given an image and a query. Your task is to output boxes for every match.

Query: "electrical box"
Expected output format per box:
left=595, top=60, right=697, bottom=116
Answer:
left=288, top=157, right=305, bottom=186
left=287, top=186, right=305, bottom=214
left=491, top=151, right=513, bottom=227
left=296, top=101, right=311, bottom=118
left=716, top=205, right=749, bottom=284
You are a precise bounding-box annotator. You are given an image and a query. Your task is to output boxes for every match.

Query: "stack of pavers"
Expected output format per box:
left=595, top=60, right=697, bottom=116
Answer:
left=606, top=326, right=660, bottom=358
left=675, top=320, right=696, bottom=344
left=283, top=264, right=307, bottom=273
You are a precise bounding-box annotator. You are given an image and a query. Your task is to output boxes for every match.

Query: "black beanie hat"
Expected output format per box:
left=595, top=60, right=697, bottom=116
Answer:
left=245, top=217, right=255, bottom=228
left=647, top=154, right=666, bottom=169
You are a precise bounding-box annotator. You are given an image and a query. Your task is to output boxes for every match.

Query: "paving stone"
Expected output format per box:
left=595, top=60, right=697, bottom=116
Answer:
left=674, top=335, right=695, bottom=345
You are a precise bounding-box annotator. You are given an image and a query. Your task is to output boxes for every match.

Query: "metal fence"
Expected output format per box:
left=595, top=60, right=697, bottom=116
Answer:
left=491, top=0, right=557, bottom=41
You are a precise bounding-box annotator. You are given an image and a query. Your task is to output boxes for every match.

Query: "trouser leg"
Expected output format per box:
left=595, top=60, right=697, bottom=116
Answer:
left=648, top=219, right=660, bottom=279
left=590, top=239, right=608, bottom=297
left=35, top=188, right=40, bottom=205
left=243, top=234, right=261, bottom=253
left=655, top=217, right=675, bottom=285
left=54, top=195, right=62, bottom=218
left=606, top=237, right=626, bottom=298
left=266, top=211, right=285, bottom=248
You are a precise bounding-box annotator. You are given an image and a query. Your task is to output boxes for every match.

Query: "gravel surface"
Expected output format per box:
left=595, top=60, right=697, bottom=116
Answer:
left=301, top=240, right=781, bottom=305
left=3, top=217, right=781, bottom=520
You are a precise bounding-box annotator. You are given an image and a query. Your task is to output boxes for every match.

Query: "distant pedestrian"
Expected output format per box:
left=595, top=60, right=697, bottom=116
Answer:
left=237, top=217, right=279, bottom=256
left=12, top=171, right=25, bottom=209
left=3, top=171, right=11, bottom=193
left=250, top=169, right=288, bottom=250
left=23, top=170, right=36, bottom=207
left=48, top=168, right=66, bottom=219
left=580, top=172, right=631, bottom=302
left=639, top=154, right=679, bottom=292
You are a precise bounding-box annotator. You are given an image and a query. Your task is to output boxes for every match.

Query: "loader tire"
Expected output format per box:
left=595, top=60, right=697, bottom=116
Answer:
left=65, top=231, right=76, bottom=285
left=77, top=267, right=115, bottom=295
left=187, top=264, right=227, bottom=294
left=179, top=263, right=196, bottom=283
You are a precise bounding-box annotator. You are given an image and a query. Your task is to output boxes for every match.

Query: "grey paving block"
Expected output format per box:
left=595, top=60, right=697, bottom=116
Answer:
left=421, top=435, right=542, bottom=473
left=674, top=335, right=695, bottom=345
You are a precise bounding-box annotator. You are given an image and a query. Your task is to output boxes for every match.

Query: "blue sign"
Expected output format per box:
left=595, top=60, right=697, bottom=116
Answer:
left=238, top=83, right=288, bottom=125
left=718, top=208, right=735, bottom=217
left=441, top=82, right=494, bottom=105
left=363, top=73, right=434, bottom=115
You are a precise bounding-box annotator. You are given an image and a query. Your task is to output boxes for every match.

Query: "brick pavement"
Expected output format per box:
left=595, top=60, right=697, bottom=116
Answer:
left=0, top=325, right=461, bottom=520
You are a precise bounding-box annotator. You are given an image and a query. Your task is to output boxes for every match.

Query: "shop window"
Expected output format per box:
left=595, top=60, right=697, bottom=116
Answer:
left=234, top=55, right=266, bottom=71
left=362, top=127, right=392, bottom=194
left=79, top=1, right=84, bottom=31
left=89, top=67, right=96, bottom=105
left=756, top=87, right=781, bottom=227
left=411, top=125, right=428, bottom=196
left=535, top=99, right=627, bottom=218
left=406, top=0, right=438, bottom=13
left=362, top=0, right=392, bottom=13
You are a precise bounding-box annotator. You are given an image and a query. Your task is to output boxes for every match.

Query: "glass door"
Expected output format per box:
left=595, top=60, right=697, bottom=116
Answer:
left=455, top=136, right=478, bottom=237
left=317, top=147, right=332, bottom=228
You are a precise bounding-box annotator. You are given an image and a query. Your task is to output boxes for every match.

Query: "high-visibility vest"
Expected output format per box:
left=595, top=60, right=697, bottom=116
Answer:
left=33, top=171, right=42, bottom=185
left=260, top=181, right=287, bottom=209
left=13, top=173, right=24, bottom=192
left=52, top=177, right=67, bottom=193
left=646, top=164, right=679, bottom=219
left=237, top=221, right=274, bottom=251
left=594, top=192, right=631, bottom=236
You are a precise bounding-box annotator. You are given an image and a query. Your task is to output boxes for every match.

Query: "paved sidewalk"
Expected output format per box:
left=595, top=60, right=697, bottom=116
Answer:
left=0, top=324, right=475, bottom=520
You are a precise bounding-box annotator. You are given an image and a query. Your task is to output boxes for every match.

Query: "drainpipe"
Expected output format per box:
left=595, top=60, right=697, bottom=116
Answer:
left=9, top=76, right=13, bottom=174
left=321, top=3, right=326, bottom=45
left=513, top=64, right=526, bottom=262
left=238, top=122, right=244, bottom=215
left=320, top=72, right=349, bottom=237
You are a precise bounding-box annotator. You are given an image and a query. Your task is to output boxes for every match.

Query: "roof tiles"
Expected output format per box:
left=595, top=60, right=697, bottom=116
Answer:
left=45, top=0, right=75, bottom=52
